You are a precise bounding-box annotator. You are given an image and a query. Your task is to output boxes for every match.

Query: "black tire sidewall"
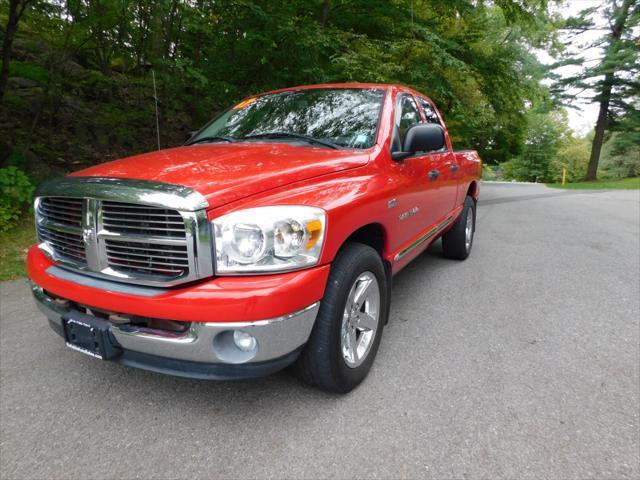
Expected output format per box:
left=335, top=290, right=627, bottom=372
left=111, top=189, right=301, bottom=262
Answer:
left=442, top=195, right=476, bottom=260
left=319, top=244, right=388, bottom=391
left=466, top=197, right=476, bottom=255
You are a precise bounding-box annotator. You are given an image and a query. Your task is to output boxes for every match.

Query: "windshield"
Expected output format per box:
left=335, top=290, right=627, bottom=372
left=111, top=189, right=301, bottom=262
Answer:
left=191, top=88, right=385, bottom=149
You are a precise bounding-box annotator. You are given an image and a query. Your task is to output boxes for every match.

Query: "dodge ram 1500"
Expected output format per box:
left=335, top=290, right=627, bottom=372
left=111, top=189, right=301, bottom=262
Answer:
left=28, top=83, right=481, bottom=392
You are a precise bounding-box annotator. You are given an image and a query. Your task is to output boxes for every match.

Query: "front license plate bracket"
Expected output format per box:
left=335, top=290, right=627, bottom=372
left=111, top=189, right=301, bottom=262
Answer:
left=62, top=312, right=122, bottom=360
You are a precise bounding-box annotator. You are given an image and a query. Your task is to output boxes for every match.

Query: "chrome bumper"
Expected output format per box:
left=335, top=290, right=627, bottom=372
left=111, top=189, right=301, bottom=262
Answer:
left=31, top=284, right=318, bottom=366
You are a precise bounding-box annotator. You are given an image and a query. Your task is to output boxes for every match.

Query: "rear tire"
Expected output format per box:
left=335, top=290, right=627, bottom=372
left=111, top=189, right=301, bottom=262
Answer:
left=442, top=195, right=476, bottom=260
left=292, top=243, right=389, bottom=393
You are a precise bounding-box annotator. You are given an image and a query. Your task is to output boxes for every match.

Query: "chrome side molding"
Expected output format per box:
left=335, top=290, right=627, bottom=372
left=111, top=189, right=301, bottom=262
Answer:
left=394, top=215, right=454, bottom=261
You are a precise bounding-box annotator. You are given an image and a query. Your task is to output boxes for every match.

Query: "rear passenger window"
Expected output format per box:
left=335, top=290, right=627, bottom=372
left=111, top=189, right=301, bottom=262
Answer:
left=399, top=95, right=421, bottom=132
left=418, top=98, right=441, bottom=125
left=393, top=95, right=422, bottom=151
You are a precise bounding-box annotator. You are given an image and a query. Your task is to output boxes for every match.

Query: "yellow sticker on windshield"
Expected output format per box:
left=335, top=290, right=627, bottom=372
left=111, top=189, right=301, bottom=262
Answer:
left=233, top=97, right=257, bottom=110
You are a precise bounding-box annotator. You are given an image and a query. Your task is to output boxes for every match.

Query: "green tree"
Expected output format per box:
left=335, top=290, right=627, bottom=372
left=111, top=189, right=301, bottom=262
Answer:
left=552, top=0, right=639, bottom=180
left=550, top=135, right=590, bottom=182
left=0, top=0, right=38, bottom=101
left=600, top=131, right=640, bottom=178
left=1, top=0, right=562, bottom=176
left=503, top=108, right=571, bottom=182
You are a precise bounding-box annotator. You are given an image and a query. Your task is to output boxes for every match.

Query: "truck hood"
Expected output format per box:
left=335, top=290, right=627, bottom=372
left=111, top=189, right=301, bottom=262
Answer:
left=72, top=143, right=371, bottom=208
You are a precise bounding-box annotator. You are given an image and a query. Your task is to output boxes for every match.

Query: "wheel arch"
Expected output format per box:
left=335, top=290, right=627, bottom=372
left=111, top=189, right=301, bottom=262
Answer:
left=335, top=222, right=392, bottom=295
left=329, top=222, right=392, bottom=326
left=467, top=180, right=479, bottom=200
left=340, top=222, right=387, bottom=258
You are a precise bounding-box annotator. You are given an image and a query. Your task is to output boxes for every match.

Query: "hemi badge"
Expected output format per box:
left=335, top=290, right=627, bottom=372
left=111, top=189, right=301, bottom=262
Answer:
left=399, top=206, right=419, bottom=220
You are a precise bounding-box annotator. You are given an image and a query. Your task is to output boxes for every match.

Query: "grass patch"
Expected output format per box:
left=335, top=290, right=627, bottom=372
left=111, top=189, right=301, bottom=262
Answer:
left=548, top=177, right=640, bottom=190
left=0, top=213, right=36, bottom=281
left=0, top=60, right=50, bottom=84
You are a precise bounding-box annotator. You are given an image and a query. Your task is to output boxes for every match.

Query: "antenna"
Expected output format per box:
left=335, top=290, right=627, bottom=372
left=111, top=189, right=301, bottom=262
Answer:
left=152, top=69, right=161, bottom=150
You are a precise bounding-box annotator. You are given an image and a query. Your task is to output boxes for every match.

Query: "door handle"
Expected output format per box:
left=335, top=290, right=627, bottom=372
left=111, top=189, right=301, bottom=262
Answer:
left=428, top=169, right=440, bottom=180
left=450, top=163, right=459, bottom=172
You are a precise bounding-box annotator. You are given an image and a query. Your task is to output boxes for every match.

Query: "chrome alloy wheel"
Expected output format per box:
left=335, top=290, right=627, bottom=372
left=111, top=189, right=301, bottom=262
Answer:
left=465, top=207, right=474, bottom=251
left=341, top=271, right=380, bottom=368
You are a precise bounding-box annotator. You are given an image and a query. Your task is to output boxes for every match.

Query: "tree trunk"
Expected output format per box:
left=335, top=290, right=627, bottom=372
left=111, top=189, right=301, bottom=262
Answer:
left=0, top=0, right=23, bottom=101
left=320, top=0, right=331, bottom=27
left=164, top=0, right=180, bottom=59
left=585, top=0, right=633, bottom=180
left=586, top=74, right=612, bottom=180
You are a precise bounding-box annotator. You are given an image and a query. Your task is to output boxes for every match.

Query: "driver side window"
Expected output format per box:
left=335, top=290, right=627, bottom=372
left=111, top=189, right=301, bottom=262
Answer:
left=392, top=94, right=422, bottom=152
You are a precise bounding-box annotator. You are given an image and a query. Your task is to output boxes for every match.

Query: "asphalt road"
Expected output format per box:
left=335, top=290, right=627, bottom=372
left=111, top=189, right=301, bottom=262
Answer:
left=1, top=182, right=639, bottom=479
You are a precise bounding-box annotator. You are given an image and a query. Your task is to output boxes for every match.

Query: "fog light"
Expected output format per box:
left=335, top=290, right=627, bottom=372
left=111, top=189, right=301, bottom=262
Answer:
left=233, top=330, right=257, bottom=352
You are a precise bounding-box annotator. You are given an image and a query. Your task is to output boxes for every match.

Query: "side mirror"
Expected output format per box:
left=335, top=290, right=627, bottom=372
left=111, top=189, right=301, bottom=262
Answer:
left=392, top=124, right=446, bottom=161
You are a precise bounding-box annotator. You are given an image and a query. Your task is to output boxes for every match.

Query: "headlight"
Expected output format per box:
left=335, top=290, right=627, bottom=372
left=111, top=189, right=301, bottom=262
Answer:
left=213, top=206, right=326, bottom=274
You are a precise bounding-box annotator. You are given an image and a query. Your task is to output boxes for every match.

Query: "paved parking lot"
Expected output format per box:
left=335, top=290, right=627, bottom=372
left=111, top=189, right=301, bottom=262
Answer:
left=1, top=182, right=638, bottom=479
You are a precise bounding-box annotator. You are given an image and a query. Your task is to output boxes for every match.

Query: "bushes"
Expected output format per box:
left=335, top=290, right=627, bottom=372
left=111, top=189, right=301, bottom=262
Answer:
left=549, top=137, right=590, bottom=183
left=599, top=133, right=640, bottom=179
left=600, top=150, right=640, bottom=178
left=6, top=60, right=50, bottom=84
left=482, top=163, right=498, bottom=180
left=0, top=167, right=35, bottom=232
left=500, top=109, right=569, bottom=182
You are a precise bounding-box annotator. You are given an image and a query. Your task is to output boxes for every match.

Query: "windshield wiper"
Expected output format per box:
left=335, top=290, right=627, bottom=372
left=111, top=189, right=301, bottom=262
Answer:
left=186, top=135, right=236, bottom=145
left=240, top=132, right=340, bottom=149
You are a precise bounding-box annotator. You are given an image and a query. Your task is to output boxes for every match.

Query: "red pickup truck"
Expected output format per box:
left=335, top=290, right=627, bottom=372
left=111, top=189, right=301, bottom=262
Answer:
left=28, top=83, right=480, bottom=392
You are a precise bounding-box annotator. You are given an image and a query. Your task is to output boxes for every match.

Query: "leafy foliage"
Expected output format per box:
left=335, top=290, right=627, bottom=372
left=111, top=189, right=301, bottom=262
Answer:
left=0, top=166, right=34, bottom=232
left=0, top=0, right=562, bottom=174
left=501, top=108, right=570, bottom=182
left=1, top=60, right=49, bottom=83
left=551, top=136, right=590, bottom=182
left=600, top=132, right=640, bottom=178
left=481, top=163, right=498, bottom=180
left=1, top=0, right=635, bottom=185
left=549, top=0, right=639, bottom=179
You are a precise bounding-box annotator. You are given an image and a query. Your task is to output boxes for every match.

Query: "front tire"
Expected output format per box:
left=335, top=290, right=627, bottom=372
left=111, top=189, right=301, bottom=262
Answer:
left=442, top=195, right=476, bottom=260
left=293, top=243, right=389, bottom=393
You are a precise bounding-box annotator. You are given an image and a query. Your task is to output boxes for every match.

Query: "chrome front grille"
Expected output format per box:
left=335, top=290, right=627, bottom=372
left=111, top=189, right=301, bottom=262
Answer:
left=100, top=201, right=189, bottom=278
left=34, top=177, right=213, bottom=287
left=101, top=201, right=187, bottom=238
left=39, top=197, right=83, bottom=228
left=104, top=239, right=189, bottom=276
left=37, top=197, right=87, bottom=264
left=37, top=223, right=86, bottom=263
